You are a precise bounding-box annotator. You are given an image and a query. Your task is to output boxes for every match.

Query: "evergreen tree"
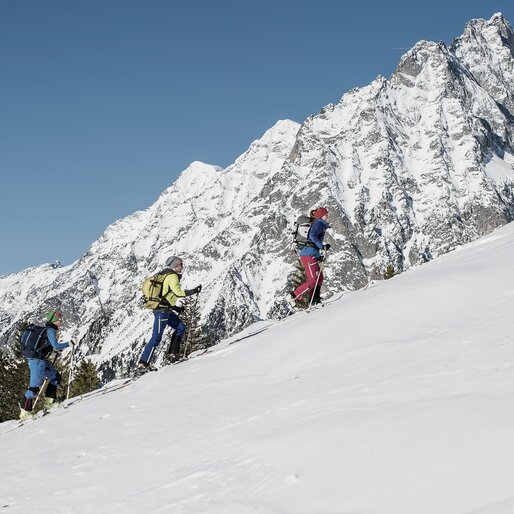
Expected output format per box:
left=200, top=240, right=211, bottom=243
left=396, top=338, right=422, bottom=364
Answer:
left=68, top=358, right=100, bottom=398
left=163, top=297, right=213, bottom=364
left=384, top=264, right=395, bottom=280
left=184, top=295, right=213, bottom=355
left=0, top=321, right=30, bottom=422
left=0, top=351, right=28, bottom=422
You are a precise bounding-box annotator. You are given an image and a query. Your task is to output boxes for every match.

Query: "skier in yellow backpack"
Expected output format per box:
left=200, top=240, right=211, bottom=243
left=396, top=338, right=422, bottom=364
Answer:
left=138, top=256, right=201, bottom=368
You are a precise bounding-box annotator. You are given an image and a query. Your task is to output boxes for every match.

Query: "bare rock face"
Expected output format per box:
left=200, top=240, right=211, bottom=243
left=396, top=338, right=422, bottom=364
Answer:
left=2, top=14, right=514, bottom=378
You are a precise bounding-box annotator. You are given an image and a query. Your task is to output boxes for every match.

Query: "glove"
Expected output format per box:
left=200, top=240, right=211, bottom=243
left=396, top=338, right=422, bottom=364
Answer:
left=323, top=243, right=331, bottom=251
left=185, top=285, right=202, bottom=296
left=172, top=305, right=185, bottom=314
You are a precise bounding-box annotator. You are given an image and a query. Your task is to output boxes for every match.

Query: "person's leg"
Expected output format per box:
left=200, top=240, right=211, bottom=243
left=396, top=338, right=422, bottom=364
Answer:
left=311, top=286, right=321, bottom=305
left=166, top=312, right=186, bottom=359
left=21, top=358, right=46, bottom=413
left=139, top=311, right=169, bottom=365
left=293, top=256, right=320, bottom=301
left=43, top=362, right=61, bottom=407
left=311, top=269, right=324, bottom=304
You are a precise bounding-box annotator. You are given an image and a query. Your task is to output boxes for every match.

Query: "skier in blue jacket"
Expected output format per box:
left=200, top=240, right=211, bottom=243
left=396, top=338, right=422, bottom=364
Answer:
left=20, top=311, right=73, bottom=420
left=290, top=207, right=331, bottom=306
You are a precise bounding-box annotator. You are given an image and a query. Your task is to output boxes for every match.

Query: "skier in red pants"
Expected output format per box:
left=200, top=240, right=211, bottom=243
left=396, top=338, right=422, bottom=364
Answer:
left=290, top=207, right=331, bottom=307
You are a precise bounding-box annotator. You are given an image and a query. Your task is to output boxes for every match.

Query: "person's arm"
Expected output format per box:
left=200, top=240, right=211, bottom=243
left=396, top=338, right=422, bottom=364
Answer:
left=166, top=273, right=187, bottom=298
left=166, top=274, right=201, bottom=297
left=46, top=327, right=70, bottom=351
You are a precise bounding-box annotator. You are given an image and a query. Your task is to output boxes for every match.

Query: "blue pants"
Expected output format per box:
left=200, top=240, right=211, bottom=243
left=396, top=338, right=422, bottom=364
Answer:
left=139, top=310, right=186, bottom=364
left=24, top=358, right=60, bottom=400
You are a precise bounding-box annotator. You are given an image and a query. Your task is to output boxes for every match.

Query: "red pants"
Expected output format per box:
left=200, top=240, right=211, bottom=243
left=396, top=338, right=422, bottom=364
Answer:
left=293, top=255, right=323, bottom=301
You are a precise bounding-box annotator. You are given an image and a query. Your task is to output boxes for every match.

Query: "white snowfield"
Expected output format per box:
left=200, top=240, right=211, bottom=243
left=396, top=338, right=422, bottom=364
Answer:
left=1, top=222, right=514, bottom=514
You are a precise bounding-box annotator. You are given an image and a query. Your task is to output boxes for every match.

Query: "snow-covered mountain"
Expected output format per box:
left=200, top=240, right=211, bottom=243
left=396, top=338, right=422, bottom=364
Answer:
left=1, top=14, right=514, bottom=377
left=2, top=210, right=514, bottom=514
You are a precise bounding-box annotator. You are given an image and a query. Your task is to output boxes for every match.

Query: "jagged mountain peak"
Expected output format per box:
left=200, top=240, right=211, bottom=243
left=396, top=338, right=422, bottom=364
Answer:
left=451, top=13, right=514, bottom=112
left=391, top=39, right=471, bottom=92
left=173, top=161, right=223, bottom=197
left=464, top=12, right=513, bottom=35
left=254, top=119, right=300, bottom=143
left=162, top=120, right=300, bottom=205
left=453, top=12, right=514, bottom=58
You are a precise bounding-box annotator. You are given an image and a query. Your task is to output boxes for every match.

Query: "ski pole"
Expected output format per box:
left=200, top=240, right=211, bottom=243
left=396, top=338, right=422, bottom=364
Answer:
left=66, top=341, right=76, bottom=400
left=182, top=293, right=199, bottom=359
left=32, top=378, right=50, bottom=411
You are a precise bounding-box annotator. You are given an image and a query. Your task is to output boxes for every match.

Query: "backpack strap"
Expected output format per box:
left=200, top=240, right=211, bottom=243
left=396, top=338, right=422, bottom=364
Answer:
left=156, top=270, right=177, bottom=310
left=37, top=326, right=52, bottom=357
left=301, top=224, right=317, bottom=249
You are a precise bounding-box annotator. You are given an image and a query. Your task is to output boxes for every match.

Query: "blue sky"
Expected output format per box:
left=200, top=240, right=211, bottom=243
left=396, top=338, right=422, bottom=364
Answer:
left=1, top=0, right=513, bottom=275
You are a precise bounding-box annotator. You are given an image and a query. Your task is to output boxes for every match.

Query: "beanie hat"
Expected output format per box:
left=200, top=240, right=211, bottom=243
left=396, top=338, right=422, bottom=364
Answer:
left=166, top=256, right=182, bottom=269
left=46, top=311, right=62, bottom=323
left=313, top=207, right=328, bottom=219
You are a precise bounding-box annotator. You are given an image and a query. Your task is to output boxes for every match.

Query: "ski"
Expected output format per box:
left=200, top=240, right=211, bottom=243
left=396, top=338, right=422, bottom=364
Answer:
left=6, top=407, right=52, bottom=432
left=63, top=377, right=135, bottom=408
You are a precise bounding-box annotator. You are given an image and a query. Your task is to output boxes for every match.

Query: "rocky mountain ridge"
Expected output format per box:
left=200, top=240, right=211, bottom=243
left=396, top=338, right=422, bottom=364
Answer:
left=1, top=13, right=514, bottom=378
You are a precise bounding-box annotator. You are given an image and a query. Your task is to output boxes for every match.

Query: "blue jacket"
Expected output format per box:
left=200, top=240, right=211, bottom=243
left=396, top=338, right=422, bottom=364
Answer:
left=46, top=326, right=70, bottom=351
left=299, top=219, right=330, bottom=259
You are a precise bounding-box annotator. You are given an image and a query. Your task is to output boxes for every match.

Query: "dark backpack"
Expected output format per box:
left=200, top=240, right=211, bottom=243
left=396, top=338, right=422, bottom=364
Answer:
left=20, top=324, right=49, bottom=359
left=292, top=214, right=314, bottom=251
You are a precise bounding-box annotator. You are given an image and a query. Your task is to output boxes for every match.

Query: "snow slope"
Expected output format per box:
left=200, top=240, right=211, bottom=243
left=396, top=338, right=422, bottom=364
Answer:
left=2, top=218, right=514, bottom=513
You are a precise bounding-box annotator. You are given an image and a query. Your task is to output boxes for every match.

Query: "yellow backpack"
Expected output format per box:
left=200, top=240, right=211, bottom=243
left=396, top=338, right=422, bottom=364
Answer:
left=141, top=272, right=172, bottom=309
